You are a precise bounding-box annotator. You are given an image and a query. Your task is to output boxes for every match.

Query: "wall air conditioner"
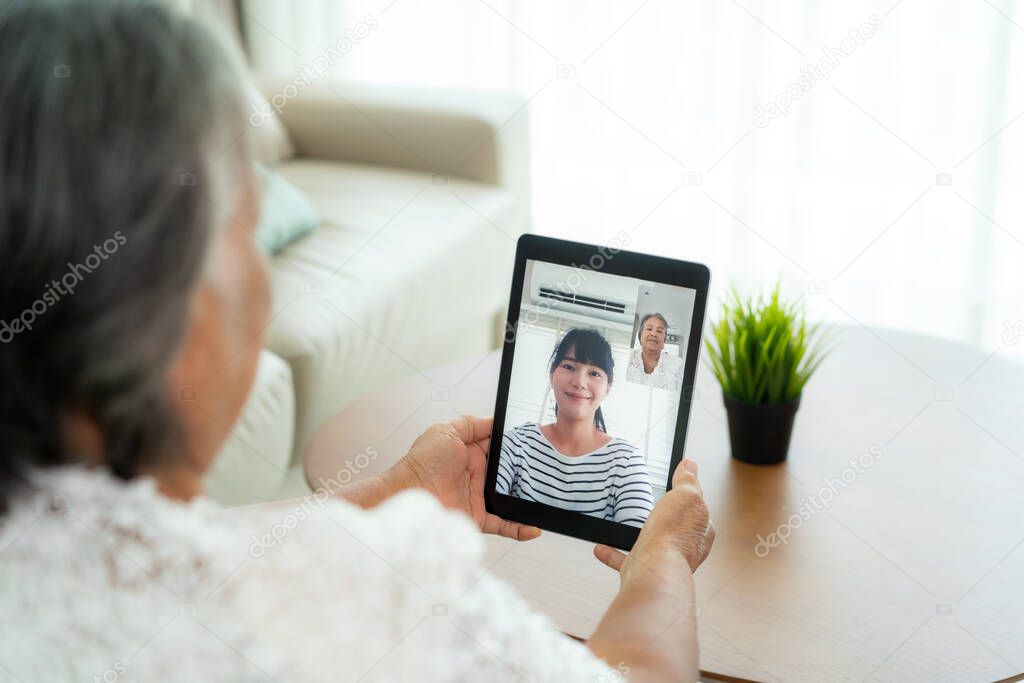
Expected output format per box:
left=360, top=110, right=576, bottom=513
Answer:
left=530, top=283, right=635, bottom=325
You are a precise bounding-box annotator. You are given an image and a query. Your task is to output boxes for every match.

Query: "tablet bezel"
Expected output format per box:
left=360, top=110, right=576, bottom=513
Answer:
left=484, top=234, right=711, bottom=550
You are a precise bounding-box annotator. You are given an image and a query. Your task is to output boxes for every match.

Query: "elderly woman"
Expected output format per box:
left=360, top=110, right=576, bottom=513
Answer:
left=0, top=1, right=713, bottom=681
left=626, top=312, right=685, bottom=391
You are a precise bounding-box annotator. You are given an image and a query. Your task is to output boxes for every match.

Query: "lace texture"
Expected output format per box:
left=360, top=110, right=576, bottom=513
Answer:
left=0, top=466, right=617, bottom=682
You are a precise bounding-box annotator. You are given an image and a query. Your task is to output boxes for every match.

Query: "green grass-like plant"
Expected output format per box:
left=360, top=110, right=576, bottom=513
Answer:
left=705, top=284, right=830, bottom=404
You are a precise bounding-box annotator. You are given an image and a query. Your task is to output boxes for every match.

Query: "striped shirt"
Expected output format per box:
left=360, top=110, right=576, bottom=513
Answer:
left=496, top=422, right=655, bottom=527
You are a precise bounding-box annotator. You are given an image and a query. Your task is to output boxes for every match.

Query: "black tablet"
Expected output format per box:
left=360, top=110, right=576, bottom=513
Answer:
left=484, top=235, right=710, bottom=550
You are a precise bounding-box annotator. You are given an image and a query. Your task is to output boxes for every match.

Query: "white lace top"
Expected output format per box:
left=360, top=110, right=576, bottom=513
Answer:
left=0, top=466, right=618, bottom=682
left=625, top=348, right=684, bottom=391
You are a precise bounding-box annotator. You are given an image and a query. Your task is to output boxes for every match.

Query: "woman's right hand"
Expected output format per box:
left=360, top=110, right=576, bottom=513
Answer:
left=594, top=458, right=714, bottom=581
left=586, top=459, right=712, bottom=680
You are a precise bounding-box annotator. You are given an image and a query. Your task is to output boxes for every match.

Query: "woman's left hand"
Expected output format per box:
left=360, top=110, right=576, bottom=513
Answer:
left=389, top=415, right=541, bottom=541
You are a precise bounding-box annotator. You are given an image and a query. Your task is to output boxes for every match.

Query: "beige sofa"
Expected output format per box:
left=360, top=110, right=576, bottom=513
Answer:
left=204, top=78, right=530, bottom=504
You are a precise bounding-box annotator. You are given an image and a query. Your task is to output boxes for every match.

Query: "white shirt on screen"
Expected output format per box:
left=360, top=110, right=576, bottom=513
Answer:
left=626, top=347, right=684, bottom=391
left=496, top=422, right=655, bottom=527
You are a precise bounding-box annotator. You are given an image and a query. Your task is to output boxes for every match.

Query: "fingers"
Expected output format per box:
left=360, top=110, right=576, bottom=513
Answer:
left=476, top=436, right=491, bottom=455
left=593, top=544, right=627, bottom=572
left=482, top=513, right=541, bottom=541
left=450, top=415, right=493, bottom=445
left=672, top=457, right=703, bottom=494
left=468, top=437, right=491, bottom=489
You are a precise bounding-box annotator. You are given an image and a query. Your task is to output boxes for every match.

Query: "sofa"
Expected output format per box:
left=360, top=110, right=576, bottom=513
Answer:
left=203, top=76, right=531, bottom=504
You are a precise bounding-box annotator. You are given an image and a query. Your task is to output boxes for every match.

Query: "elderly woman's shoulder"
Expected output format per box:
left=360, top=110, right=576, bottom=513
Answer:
left=229, top=485, right=486, bottom=594
left=1, top=465, right=487, bottom=600
left=0, top=466, right=491, bottom=679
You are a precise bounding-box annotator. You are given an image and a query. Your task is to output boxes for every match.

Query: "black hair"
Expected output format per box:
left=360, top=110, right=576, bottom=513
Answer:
left=0, top=0, right=250, bottom=511
left=547, top=328, right=614, bottom=433
left=637, top=312, right=669, bottom=343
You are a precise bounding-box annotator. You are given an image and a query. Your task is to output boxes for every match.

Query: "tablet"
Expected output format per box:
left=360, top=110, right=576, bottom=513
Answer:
left=485, top=235, right=710, bottom=550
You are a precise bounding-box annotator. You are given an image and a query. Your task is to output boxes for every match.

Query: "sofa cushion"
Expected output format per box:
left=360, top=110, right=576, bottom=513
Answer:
left=264, top=159, right=523, bottom=461
left=204, top=349, right=297, bottom=505
left=254, top=164, right=318, bottom=254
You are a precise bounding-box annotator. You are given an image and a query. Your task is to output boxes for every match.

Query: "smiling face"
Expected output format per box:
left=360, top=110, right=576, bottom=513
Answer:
left=640, top=315, right=668, bottom=354
left=550, top=345, right=611, bottom=423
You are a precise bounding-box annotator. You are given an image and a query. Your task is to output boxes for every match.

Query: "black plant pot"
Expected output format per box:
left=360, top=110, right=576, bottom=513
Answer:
left=722, top=392, right=801, bottom=465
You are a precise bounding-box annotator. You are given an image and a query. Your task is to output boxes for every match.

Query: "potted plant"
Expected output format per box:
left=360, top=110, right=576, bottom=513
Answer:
left=705, top=285, right=831, bottom=465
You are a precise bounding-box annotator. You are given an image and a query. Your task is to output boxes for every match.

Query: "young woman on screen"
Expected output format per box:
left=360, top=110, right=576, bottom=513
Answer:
left=497, top=328, right=655, bottom=527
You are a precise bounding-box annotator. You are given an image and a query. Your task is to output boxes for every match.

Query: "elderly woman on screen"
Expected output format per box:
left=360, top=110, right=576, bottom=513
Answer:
left=626, top=312, right=684, bottom=391
left=0, top=2, right=713, bottom=681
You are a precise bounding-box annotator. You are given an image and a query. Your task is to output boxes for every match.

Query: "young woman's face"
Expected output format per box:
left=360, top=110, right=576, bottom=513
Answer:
left=550, top=346, right=611, bottom=423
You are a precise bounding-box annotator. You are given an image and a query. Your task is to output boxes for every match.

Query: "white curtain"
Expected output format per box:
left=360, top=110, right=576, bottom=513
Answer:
left=241, top=0, right=1024, bottom=360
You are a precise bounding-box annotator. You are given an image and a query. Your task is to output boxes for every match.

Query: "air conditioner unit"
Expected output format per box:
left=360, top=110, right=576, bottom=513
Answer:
left=528, top=281, right=636, bottom=325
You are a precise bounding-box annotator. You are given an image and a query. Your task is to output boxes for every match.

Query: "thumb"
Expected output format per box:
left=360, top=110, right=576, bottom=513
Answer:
left=593, top=544, right=628, bottom=572
left=451, top=415, right=493, bottom=444
left=672, top=458, right=702, bottom=490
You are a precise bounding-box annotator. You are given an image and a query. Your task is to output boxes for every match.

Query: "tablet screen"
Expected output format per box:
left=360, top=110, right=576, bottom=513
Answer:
left=496, top=258, right=699, bottom=529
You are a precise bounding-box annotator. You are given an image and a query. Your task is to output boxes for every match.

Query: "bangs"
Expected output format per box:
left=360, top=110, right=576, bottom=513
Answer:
left=550, top=328, right=615, bottom=380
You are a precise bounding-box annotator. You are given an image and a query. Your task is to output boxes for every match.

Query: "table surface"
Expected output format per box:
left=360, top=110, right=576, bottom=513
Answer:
left=304, top=325, right=1024, bottom=683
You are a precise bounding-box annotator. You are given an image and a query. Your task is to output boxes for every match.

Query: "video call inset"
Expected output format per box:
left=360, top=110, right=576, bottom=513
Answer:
left=496, top=260, right=697, bottom=527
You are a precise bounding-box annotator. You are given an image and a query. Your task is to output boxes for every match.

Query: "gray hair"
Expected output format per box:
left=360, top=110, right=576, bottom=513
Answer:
left=0, top=0, right=252, bottom=509
left=638, top=312, right=670, bottom=343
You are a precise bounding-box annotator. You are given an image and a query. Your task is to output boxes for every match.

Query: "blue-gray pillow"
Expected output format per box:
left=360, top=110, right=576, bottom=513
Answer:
left=254, top=164, right=318, bottom=254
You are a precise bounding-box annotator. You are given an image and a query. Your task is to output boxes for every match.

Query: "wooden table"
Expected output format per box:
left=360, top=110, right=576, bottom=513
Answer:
left=304, top=325, right=1024, bottom=683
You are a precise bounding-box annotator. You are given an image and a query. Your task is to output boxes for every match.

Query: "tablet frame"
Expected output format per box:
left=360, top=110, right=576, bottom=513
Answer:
left=484, top=234, right=711, bottom=550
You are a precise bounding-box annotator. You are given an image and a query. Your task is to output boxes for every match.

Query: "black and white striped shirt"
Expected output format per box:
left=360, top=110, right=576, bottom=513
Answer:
left=496, top=422, right=655, bottom=527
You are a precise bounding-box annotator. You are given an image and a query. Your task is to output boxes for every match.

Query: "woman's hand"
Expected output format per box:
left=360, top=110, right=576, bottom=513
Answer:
left=593, top=458, right=715, bottom=581
left=586, top=459, right=713, bottom=682
left=386, top=415, right=541, bottom=541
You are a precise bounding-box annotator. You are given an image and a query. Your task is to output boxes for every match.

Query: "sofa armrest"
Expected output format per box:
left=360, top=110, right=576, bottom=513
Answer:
left=204, top=349, right=296, bottom=505
left=256, top=77, right=530, bottom=205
